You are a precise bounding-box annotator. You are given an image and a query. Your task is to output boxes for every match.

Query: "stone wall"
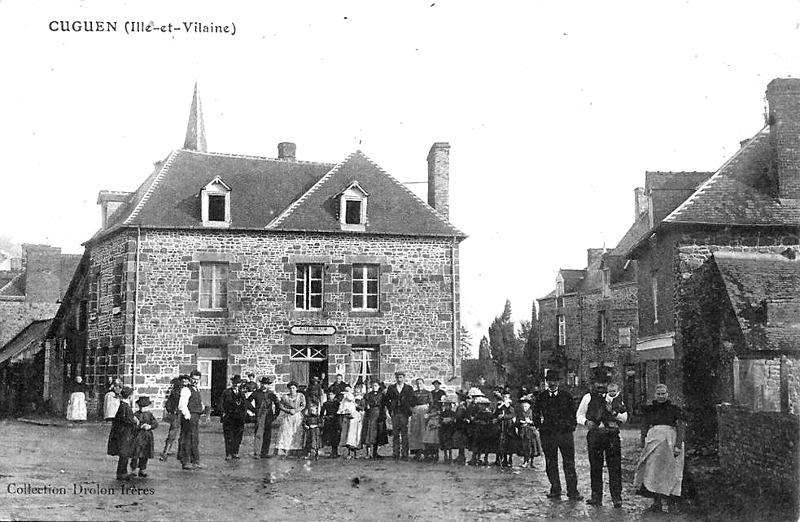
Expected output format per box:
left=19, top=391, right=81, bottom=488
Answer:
left=88, top=229, right=461, bottom=411
left=717, top=404, right=799, bottom=505
left=0, top=300, right=59, bottom=347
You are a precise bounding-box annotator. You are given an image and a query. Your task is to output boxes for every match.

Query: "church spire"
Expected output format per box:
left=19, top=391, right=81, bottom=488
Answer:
left=183, top=82, right=207, bottom=152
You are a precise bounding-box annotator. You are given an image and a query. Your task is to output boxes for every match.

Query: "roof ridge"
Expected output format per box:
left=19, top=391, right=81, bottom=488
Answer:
left=354, top=150, right=464, bottom=236
left=663, top=127, right=768, bottom=223
left=267, top=152, right=357, bottom=228
left=178, top=148, right=336, bottom=168
left=123, top=150, right=180, bottom=225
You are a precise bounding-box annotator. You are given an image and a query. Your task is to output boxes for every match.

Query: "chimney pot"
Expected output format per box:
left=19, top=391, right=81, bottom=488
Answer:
left=427, top=142, right=451, bottom=218
left=278, top=142, right=296, bottom=161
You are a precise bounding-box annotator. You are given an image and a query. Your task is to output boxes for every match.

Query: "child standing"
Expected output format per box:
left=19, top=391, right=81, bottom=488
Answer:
left=516, top=395, right=542, bottom=468
left=438, top=395, right=456, bottom=464
left=321, top=390, right=341, bottom=458
left=422, top=396, right=442, bottom=462
left=107, top=386, right=138, bottom=480
left=131, top=396, right=158, bottom=477
left=303, top=401, right=322, bottom=460
left=495, top=390, right=517, bottom=468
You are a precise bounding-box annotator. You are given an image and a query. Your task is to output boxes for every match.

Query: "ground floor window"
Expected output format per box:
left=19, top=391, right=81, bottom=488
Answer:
left=351, top=345, right=379, bottom=387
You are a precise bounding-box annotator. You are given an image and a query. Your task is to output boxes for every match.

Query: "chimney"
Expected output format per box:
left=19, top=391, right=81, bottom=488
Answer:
left=22, top=244, right=62, bottom=303
left=97, top=191, right=133, bottom=230
left=427, top=142, right=450, bottom=218
left=766, top=79, right=800, bottom=200
left=10, top=257, right=22, bottom=271
left=587, top=248, right=604, bottom=267
left=278, top=142, right=296, bottom=161
left=634, top=187, right=649, bottom=219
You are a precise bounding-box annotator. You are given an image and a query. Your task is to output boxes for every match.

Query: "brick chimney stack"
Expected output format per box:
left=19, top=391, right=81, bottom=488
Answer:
left=634, top=187, right=649, bottom=219
left=766, top=78, right=800, bottom=200
left=278, top=142, right=296, bottom=161
left=427, top=142, right=450, bottom=218
left=587, top=248, right=605, bottom=267
left=22, top=244, right=62, bottom=303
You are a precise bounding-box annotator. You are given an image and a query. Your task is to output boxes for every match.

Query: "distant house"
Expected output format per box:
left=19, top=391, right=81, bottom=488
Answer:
left=49, top=86, right=466, bottom=416
left=536, top=242, right=638, bottom=408
left=0, top=244, right=80, bottom=417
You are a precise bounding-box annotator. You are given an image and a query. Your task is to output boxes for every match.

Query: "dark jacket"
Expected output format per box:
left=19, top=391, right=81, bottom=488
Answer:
left=533, top=388, right=577, bottom=435
left=250, top=389, right=278, bottom=419
left=384, top=383, right=415, bottom=417
left=107, top=401, right=137, bottom=457
left=221, top=388, right=247, bottom=424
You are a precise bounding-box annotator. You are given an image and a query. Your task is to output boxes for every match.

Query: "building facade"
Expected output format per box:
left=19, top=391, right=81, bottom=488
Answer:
left=51, top=87, right=466, bottom=415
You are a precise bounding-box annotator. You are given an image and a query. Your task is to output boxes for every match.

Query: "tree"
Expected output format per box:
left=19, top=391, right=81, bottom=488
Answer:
left=486, top=301, right=540, bottom=388
left=478, top=336, right=491, bottom=360
left=459, top=325, right=473, bottom=360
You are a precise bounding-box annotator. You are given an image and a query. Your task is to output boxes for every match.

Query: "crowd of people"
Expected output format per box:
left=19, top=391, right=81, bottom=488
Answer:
left=103, top=368, right=687, bottom=514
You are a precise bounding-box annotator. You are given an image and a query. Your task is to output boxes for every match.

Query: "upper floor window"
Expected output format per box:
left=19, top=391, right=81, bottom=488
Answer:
left=201, top=177, right=231, bottom=227
left=295, top=264, right=323, bottom=310
left=651, top=275, right=659, bottom=324
left=557, top=314, right=566, bottom=346
left=200, top=262, right=228, bottom=310
left=352, top=264, right=378, bottom=310
left=338, top=181, right=368, bottom=232
left=597, top=310, right=606, bottom=343
left=555, top=273, right=565, bottom=297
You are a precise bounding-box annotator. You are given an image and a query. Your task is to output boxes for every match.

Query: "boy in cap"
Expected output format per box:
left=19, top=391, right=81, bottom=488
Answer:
left=131, top=396, right=158, bottom=478
left=534, top=371, right=583, bottom=500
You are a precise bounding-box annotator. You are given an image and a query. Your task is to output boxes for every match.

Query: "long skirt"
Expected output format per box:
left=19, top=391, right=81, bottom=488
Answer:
left=518, top=425, right=543, bottom=457
left=361, top=408, right=388, bottom=446
left=66, top=392, right=87, bottom=421
left=304, top=427, right=322, bottom=451
left=634, top=425, right=685, bottom=498
left=340, top=411, right=364, bottom=449
left=275, top=412, right=304, bottom=451
left=409, top=404, right=428, bottom=451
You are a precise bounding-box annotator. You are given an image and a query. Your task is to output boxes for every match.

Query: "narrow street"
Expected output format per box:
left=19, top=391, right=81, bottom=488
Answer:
left=0, top=419, right=711, bottom=522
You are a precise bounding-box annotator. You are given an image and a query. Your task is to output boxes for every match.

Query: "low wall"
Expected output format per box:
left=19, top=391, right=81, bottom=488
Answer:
left=717, top=404, right=799, bottom=505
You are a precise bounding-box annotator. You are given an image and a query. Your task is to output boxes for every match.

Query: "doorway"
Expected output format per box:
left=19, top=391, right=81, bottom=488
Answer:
left=289, top=345, right=328, bottom=391
left=197, top=357, right=227, bottom=416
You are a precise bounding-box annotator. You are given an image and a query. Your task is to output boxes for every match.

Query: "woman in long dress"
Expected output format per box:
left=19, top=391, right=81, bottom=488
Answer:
left=338, top=384, right=364, bottom=458
left=361, top=380, right=387, bottom=459
left=275, top=381, right=306, bottom=457
left=634, top=384, right=686, bottom=513
left=409, top=378, right=431, bottom=460
left=66, top=376, right=89, bottom=421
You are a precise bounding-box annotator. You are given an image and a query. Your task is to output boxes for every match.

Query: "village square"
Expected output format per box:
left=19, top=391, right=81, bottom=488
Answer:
left=1, top=3, right=800, bottom=522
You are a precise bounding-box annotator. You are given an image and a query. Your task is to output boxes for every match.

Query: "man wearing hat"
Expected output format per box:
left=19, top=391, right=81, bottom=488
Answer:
left=159, top=375, right=186, bottom=461
left=221, top=375, right=247, bottom=459
left=430, top=380, right=446, bottom=410
left=250, top=376, right=279, bottom=458
left=576, top=369, right=628, bottom=507
left=178, top=370, right=204, bottom=470
left=533, top=371, right=583, bottom=500
left=384, top=370, right=415, bottom=460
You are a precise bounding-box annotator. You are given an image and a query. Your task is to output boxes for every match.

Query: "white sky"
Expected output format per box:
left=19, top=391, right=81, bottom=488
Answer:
left=2, top=1, right=799, bottom=355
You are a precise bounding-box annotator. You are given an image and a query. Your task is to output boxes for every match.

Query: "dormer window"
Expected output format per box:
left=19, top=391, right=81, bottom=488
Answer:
left=201, top=177, right=231, bottom=227
left=338, top=181, right=368, bottom=232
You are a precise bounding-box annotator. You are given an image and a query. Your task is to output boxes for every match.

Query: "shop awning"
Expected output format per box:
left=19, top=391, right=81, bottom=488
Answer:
left=635, top=332, right=674, bottom=361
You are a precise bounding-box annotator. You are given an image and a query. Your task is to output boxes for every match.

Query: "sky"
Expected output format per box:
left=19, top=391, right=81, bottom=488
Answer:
left=2, top=1, right=800, bottom=355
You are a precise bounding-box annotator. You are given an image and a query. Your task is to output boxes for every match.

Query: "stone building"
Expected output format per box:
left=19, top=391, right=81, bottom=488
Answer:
left=536, top=241, right=638, bottom=408
left=0, top=244, right=80, bottom=416
left=50, top=87, right=466, bottom=416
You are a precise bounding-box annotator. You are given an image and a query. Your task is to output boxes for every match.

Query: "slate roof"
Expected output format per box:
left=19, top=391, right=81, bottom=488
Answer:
left=665, top=128, right=800, bottom=226
left=713, top=250, right=800, bottom=352
left=0, top=319, right=51, bottom=365
left=95, top=148, right=465, bottom=242
left=646, top=171, right=713, bottom=223
left=0, top=271, right=25, bottom=297
left=610, top=212, right=650, bottom=257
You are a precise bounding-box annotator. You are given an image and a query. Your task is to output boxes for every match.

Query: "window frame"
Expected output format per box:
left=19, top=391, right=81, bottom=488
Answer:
left=199, top=262, right=229, bottom=311
left=201, top=177, right=232, bottom=227
left=557, top=314, right=566, bottom=346
left=295, top=264, right=324, bottom=311
left=338, top=182, right=368, bottom=231
left=352, top=264, right=379, bottom=311
left=351, top=345, right=379, bottom=386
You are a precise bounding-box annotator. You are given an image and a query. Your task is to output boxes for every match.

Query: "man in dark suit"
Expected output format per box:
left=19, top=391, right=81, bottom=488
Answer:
left=221, top=375, right=247, bottom=459
left=533, top=371, right=583, bottom=500
left=250, top=376, right=279, bottom=458
left=384, top=370, right=415, bottom=460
